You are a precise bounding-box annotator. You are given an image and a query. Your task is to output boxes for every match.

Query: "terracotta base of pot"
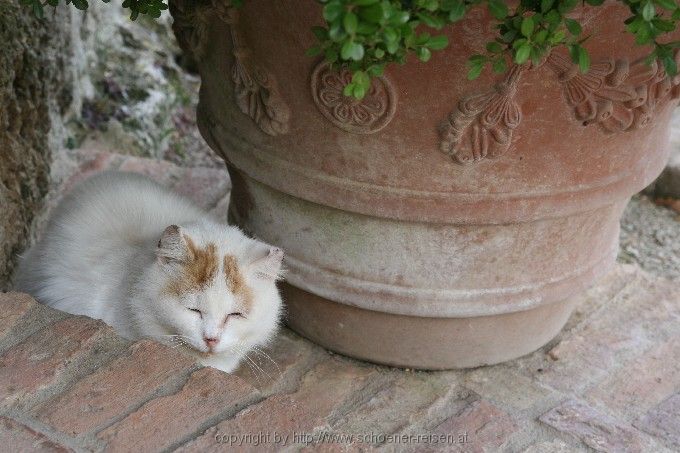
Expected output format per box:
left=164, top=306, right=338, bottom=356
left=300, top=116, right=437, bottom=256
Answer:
left=283, top=282, right=579, bottom=369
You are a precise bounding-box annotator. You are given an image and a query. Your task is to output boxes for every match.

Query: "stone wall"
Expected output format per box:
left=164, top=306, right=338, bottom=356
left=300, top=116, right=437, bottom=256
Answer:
left=0, top=1, right=97, bottom=290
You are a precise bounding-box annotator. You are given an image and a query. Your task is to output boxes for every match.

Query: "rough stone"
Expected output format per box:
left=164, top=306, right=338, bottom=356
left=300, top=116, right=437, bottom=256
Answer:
left=0, top=2, right=69, bottom=290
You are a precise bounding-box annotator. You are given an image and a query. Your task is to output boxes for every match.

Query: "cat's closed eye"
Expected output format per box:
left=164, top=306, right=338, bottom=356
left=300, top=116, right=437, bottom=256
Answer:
left=188, top=308, right=202, bottom=316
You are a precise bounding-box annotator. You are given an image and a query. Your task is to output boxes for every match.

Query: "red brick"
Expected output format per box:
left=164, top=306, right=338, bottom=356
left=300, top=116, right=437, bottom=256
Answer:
left=119, top=156, right=181, bottom=188
left=61, top=151, right=120, bottom=193
left=431, top=399, right=516, bottom=452
left=0, top=293, right=37, bottom=339
left=97, top=367, right=258, bottom=451
left=179, top=358, right=378, bottom=452
left=172, top=166, right=230, bottom=211
left=332, top=373, right=452, bottom=438
left=233, top=329, right=322, bottom=395
left=0, top=416, right=70, bottom=452
left=540, top=399, right=643, bottom=452
left=534, top=270, right=680, bottom=394
left=0, top=316, right=114, bottom=409
left=35, top=340, right=197, bottom=436
left=634, top=393, right=680, bottom=450
left=586, top=337, right=680, bottom=420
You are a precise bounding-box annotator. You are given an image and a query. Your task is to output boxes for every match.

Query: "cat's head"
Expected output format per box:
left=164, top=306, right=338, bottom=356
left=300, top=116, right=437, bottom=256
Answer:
left=147, top=222, right=283, bottom=363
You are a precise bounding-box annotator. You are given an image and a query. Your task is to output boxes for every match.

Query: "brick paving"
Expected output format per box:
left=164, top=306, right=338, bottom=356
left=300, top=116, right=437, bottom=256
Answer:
left=1, top=149, right=678, bottom=452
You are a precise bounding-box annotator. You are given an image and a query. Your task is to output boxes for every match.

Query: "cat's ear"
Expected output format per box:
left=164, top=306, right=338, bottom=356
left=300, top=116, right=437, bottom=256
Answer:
left=156, top=225, right=188, bottom=264
left=251, top=246, right=284, bottom=281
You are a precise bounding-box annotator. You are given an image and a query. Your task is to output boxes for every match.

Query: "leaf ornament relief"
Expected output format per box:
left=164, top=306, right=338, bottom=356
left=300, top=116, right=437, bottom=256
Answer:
left=171, top=0, right=290, bottom=136
left=439, top=50, right=680, bottom=164
left=439, top=65, right=524, bottom=164
left=545, top=51, right=680, bottom=133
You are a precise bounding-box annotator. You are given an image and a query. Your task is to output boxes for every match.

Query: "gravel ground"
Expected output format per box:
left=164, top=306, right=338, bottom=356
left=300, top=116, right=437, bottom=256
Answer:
left=619, top=194, right=680, bottom=280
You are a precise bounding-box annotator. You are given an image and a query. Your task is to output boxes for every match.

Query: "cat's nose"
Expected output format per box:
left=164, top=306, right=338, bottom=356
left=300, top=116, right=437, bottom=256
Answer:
left=204, top=337, right=219, bottom=349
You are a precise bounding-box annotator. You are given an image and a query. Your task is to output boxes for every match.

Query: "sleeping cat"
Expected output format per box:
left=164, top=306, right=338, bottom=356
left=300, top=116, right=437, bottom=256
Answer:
left=13, top=171, right=284, bottom=372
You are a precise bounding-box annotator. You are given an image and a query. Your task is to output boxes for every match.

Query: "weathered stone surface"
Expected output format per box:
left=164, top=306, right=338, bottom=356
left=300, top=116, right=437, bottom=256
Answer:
left=0, top=2, right=68, bottom=290
left=35, top=339, right=197, bottom=436
left=540, top=399, right=644, bottom=452
left=97, top=368, right=259, bottom=451
left=634, top=393, right=680, bottom=451
left=0, top=416, right=70, bottom=453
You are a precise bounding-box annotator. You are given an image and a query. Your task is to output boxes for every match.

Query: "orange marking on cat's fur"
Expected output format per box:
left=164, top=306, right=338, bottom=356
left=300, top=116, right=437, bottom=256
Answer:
left=223, top=255, right=254, bottom=311
left=166, top=235, right=218, bottom=296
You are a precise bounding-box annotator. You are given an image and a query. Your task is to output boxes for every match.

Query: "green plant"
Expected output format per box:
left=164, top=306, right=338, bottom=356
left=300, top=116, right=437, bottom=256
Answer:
left=22, top=0, right=680, bottom=99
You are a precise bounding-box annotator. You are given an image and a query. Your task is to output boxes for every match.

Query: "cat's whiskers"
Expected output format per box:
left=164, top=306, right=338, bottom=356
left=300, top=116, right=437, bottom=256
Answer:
left=235, top=341, right=274, bottom=382
left=249, top=345, right=282, bottom=376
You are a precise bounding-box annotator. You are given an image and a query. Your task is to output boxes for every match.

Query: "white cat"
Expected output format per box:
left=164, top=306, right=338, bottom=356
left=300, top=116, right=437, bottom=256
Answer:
left=13, top=171, right=284, bottom=372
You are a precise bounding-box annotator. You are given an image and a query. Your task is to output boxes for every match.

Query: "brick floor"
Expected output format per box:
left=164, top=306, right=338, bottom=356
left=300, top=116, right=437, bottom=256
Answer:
left=1, top=263, right=677, bottom=452
left=0, top=150, right=677, bottom=452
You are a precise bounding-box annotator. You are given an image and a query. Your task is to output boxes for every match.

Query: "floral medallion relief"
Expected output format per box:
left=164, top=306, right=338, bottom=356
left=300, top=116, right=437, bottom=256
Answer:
left=311, top=62, right=397, bottom=134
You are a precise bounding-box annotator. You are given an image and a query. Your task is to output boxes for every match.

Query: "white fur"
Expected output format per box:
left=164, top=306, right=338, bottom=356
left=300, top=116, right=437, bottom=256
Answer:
left=13, top=171, right=284, bottom=372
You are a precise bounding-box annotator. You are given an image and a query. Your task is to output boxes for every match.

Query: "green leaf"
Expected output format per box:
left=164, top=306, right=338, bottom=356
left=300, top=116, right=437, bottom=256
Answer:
left=565, top=18, right=582, bottom=35
left=417, top=47, right=432, bottom=62
left=654, top=0, right=677, bottom=9
left=311, top=26, right=328, bottom=41
left=663, top=54, right=678, bottom=75
left=427, top=35, right=449, bottom=50
left=71, top=0, right=88, bottom=10
left=306, top=46, right=322, bottom=57
left=584, top=0, right=605, bottom=4
left=541, top=0, right=555, bottom=12
left=359, top=3, right=388, bottom=23
left=493, top=57, right=507, bottom=73
left=488, top=0, right=508, bottom=20
left=521, top=17, right=534, bottom=38
left=467, top=61, right=484, bottom=79
left=642, top=1, right=656, bottom=21
left=515, top=43, right=531, bottom=64
left=577, top=46, right=590, bottom=72
left=343, top=83, right=355, bottom=97
left=486, top=41, right=503, bottom=53
left=323, top=1, right=344, bottom=22
left=447, top=1, right=466, bottom=21
left=343, top=12, right=358, bottom=34
left=341, top=41, right=365, bottom=61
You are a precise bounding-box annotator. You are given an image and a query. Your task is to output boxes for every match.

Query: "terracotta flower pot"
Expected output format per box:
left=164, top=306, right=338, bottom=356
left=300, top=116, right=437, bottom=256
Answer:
left=170, top=0, right=680, bottom=369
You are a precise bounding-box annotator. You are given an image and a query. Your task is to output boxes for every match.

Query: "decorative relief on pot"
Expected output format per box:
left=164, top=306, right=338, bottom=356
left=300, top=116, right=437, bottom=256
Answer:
left=170, top=0, right=290, bottom=136
left=440, top=49, right=680, bottom=164
left=546, top=51, right=680, bottom=133
left=440, top=65, right=524, bottom=165
left=311, top=62, right=397, bottom=134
